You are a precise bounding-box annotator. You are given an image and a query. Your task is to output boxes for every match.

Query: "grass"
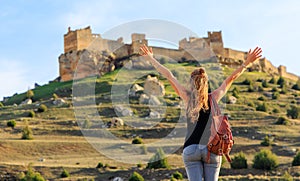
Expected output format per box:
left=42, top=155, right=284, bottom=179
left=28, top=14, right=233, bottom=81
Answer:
left=1, top=62, right=300, bottom=180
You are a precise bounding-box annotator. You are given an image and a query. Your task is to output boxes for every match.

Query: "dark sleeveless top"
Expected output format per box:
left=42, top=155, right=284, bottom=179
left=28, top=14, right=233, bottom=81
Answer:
left=183, top=99, right=211, bottom=149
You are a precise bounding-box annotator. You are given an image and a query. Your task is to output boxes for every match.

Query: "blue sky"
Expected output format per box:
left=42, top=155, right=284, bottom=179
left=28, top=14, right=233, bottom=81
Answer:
left=0, top=0, right=299, bottom=100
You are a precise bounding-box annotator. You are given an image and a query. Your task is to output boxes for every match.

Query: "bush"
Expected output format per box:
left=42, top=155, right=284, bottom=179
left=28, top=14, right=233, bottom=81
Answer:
left=26, top=90, right=34, bottom=99
left=269, top=77, right=276, bottom=84
left=261, top=136, right=272, bottom=146
left=28, top=110, right=35, bottom=118
left=257, top=85, right=264, bottom=92
left=0, top=102, right=4, bottom=107
left=272, top=108, right=280, bottom=113
left=292, top=80, right=300, bottom=90
left=287, top=105, right=300, bottom=119
left=61, top=168, right=70, bottom=178
left=242, top=78, right=252, bottom=85
left=20, top=165, right=45, bottom=181
left=272, top=92, right=280, bottom=99
left=96, top=162, right=104, bottom=168
left=256, top=103, right=268, bottom=112
left=253, top=149, right=278, bottom=170
left=21, top=121, right=33, bottom=140
left=53, top=93, right=59, bottom=100
left=230, top=152, right=248, bottom=169
left=159, top=57, right=167, bottom=64
left=146, top=148, right=169, bottom=169
left=271, top=87, right=278, bottom=92
left=275, top=117, right=290, bottom=125
left=292, top=152, right=300, bottom=166
left=258, top=96, right=266, bottom=101
left=280, top=84, right=287, bottom=94
left=282, top=171, right=293, bottom=181
left=83, top=119, right=91, bottom=129
left=262, top=79, right=268, bottom=88
left=38, top=104, right=48, bottom=112
left=277, top=76, right=285, bottom=86
left=132, top=137, right=143, bottom=144
left=247, top=84, right=255, bottom=92
left=129, top=171, right=144, bottom=181
left=171, top=171, right=183, bottom=180
left=7, top=120, right=16, bottom=129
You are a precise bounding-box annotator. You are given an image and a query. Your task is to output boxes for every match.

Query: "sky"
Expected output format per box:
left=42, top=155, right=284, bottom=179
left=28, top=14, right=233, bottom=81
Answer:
left=0, top=0, right=300, bottom=100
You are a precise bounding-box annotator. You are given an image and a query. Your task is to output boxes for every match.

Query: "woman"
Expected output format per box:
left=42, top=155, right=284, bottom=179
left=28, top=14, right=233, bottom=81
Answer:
left=140, top=45, right=262, bottom=180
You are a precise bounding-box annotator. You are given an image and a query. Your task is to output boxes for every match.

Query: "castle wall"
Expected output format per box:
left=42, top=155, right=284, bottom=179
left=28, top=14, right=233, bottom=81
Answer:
left=278, top=65, right=299, bottom=82
left=152, top=47, right=183, bottom=61
left=223, top=48, right=246, bottom=61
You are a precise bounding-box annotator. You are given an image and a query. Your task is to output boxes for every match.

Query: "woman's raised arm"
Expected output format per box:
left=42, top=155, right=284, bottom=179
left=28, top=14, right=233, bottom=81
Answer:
left=139, top=45, right=189, bottom=103
left=212, top=47, right=262, bottom=102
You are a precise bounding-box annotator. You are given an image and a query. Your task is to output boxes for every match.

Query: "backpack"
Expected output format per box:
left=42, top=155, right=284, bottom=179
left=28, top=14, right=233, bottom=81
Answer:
left=206, top=94, right=234, bottom=163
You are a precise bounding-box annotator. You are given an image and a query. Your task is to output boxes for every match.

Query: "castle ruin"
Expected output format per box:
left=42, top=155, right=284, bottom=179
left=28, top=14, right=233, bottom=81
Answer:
left=58, top=26, right=299, bottom=82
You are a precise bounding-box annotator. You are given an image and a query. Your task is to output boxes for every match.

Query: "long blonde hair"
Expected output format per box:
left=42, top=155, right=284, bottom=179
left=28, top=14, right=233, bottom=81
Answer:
left=187, top=68, right=209, bottom=123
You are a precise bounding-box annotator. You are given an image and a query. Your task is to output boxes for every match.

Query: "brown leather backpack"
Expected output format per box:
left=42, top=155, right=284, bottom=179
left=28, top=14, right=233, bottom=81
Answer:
left=207, top=94, right=234, bottom=162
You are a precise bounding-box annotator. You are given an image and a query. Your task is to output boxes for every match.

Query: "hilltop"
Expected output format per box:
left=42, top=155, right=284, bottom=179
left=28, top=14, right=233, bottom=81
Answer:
left=1, top=60, right=300, bottom=180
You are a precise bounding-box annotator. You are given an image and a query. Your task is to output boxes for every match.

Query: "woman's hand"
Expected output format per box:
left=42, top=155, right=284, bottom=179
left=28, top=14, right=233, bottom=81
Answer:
left=139, top=44, right=153, bottom=58
left=246, top=47, right=262, bottom=64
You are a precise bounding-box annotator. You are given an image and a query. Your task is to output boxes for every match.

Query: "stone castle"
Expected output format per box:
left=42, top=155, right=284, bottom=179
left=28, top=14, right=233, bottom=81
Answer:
left=58, top=26, right=299, bottom=82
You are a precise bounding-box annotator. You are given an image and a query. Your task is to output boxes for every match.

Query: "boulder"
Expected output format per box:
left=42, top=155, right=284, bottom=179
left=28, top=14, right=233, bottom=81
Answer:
left=144, top=75, right=165, bottom=96
left=20, top=99, right=32, bottom=106
left=107, top=117, right=124, bottom=128
left=228, top=96, right=237, bottom=104
left=139, top=94, right=149, bottom=104
left=149, top=95, right=161, bottom=106
left=129, top=84, right=144, bottom=96
left=114, top=105, right=133, bottom=116
left=53, top=98, right=66, bottom=106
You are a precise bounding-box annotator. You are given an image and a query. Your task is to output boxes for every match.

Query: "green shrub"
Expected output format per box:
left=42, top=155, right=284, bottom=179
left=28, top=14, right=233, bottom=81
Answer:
left=21, top=121, right=33, bottom=140
left=26, top=90, right=34, bottom=99
left=292, top=152, right=300, bottom=166
left=96, top=162, right=104, bottom=168
left=280, top=84, right=287, bottom=94
left=257, top=85, right=264, bottom=92
left=271, top=87, right=278, bottom=92
left=275, top=117, right=290, bottom=125
left=83, top=119, right=91, bottom=129
left=159, top=57, right=167, bottom=64
left=253, top=149, right=278, bottom=170
left=129, top=171, right=144, bottom=181
left=287, top=105, right=300, bottom=119
left=269, top=77, right=276, bottom=84
left=277, top=76, right=285, bottom=86
left=282, top=171, right=293, bottom=181
left=28, top=110, right=35, bottom=118
left=261, top=136, right=272, bottom=146
left=7, top=120, right=16, bottom=129
left=20, top=165, right=45, bottom=181
left=242, top=78, right=252, bottom=85
left=272, top=108, right=280, bottom=113
left=262, top=79, right=268, bottom=88
left=272, top=92, right=280, bottom=99
left=61, top=168, right=70, bottom=178
left=258, top=96, right=266, bottom=101
left=53, top=93, right=59, bottom=100
left=292, top=80, right=300, bottom=90
left=247, top=84, right=255, bottom=92
left=146, top=148, right=169, bottom=169
left=0, top=102, right=4, bottom=107
left=137, top=163, right=143, bottom=168
left=171, top=171, right=183, bottom=180
left=247, top=101, right=255, bottom=107
left=38, top=104, right=48, bottom=112
left=132, top=137, right=143, bottom=144
left=256, top=103, right=268, bottom=112
left=230, top=152, right=248, bottom=169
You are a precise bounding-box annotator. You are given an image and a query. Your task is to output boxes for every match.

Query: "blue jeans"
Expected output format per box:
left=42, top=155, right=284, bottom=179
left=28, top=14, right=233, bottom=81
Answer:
left=182, top=144, right=221, bottom=181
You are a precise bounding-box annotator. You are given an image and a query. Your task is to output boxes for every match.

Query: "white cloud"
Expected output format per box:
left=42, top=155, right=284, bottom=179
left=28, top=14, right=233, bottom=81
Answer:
left=0, top=59, right=31, bottom=100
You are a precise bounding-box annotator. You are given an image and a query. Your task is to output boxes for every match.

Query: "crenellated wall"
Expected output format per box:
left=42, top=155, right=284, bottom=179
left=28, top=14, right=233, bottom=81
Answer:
left=59, top=27, right=299, bottom=82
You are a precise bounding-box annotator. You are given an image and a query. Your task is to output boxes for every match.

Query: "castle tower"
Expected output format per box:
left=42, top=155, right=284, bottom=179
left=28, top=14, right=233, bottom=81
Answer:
left=131, top=33, right=148, bottom=54
left=207, top=31, right=224, bottom=55
left=64, top=26, right=94, bottom=53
